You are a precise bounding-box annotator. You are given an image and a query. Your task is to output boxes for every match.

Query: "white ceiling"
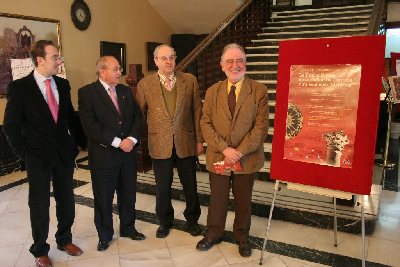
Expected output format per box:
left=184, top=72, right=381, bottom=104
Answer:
left=147, top=0, right=244, bottom=34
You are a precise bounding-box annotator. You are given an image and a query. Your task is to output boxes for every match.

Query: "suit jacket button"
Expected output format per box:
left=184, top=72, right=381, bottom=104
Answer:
left=118, top=121, right=122, bottom=125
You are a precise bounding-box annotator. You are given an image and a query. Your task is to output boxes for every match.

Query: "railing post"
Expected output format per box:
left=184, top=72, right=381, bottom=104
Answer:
left=366, top=0, right=386, bottom=35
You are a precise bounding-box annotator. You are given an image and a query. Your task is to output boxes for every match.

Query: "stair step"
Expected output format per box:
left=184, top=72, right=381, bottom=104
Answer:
left=246, top=54, right=279, bottom=62
left=251, top=34, right=363, bottom=46
left=258, top=28, right=367, bottom=38
left=246, top=70, right=277, bottom=80
left=255, top=30, right=364, bottom=40
left=262, top=21, right=369, bottom=33
left=257, top=80, right=277, bottom=85
left=269, top=105, right=275, bottom=113
left=273, top=4, right=373, bottom=16
left=272, top=10, right=372, bottom=22
left=266, top=16, right=370, bottom=27
left=247, top=62, right=278, bottom=71
left=245, top=45, right=279, bottom=54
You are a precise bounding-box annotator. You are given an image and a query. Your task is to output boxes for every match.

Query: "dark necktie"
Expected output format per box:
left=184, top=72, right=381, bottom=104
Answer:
left=228, top=85, right=236, bottom=116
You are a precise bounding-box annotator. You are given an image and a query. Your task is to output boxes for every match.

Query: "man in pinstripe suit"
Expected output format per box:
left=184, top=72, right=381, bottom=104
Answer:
left=137, top=44, right=203, bottom=238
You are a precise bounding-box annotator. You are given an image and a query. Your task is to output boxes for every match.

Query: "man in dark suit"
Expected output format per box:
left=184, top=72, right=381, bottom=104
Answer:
left=197, top=43, right=268, bottom=257
left=136, top=44, right=203, bottom=238
left=78, top=56, right=145, bottom=252
left=3, top=40, right=83, bottom=267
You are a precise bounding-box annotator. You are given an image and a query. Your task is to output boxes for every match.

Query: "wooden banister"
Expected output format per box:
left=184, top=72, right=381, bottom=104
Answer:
left=366, top=0, right=387, bottom=35
left=176, top=0, right=272, bottom=96
left=176, top=0, right=255, bottom=72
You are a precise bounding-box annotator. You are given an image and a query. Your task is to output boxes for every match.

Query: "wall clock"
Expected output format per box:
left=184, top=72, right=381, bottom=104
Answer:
left=71, top=0, right=91, bottom=31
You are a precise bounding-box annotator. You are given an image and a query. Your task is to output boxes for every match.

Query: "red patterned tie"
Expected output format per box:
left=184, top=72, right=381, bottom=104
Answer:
left=45, top=79, right=58, bottom=122
left=164, top=78, right=172, bottom=91
left=109, top=87, right=121, bottom=113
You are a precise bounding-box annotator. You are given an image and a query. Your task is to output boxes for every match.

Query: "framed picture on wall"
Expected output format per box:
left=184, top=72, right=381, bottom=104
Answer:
left=147, top=42, right=161, bottom=71
left=0, top=12, right=61, bottom=96
left=100, top=41, right=126, bottom=75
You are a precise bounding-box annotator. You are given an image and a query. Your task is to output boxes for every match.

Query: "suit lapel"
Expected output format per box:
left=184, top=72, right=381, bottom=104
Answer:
left=27, top=72, right=57, bottom=124
left=173, top=73, right=187, bottom=118
left=116, top=85, right=126, bottom=117
left=95, top=80, right=120, bottom=117
left=217, top=80, right=232, bottom=119
left=149, top=74, right=170, bottom=118
left=53, top=77, right=64, bottom=123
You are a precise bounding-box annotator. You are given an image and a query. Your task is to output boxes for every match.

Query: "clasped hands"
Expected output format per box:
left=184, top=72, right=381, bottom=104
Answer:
left=223, top=147, right=243, bottom=164
left=119, top=138, right=134, bottom=152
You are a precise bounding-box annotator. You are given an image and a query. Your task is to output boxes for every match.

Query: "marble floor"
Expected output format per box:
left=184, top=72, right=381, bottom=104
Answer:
left=0, top=154, right=400, bottom=267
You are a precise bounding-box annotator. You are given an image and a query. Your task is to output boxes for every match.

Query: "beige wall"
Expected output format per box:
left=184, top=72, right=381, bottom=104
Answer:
left=387, top=2, right=400, bottom=22
left=0, top=0, right=174, bottom=124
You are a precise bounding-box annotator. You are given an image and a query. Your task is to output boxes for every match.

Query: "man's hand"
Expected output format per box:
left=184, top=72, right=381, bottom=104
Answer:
left=223, top=147, right=242, bottom=164
left=119, top=138, right=134, bottom=152
left=196, top=143, right=204, bottom=155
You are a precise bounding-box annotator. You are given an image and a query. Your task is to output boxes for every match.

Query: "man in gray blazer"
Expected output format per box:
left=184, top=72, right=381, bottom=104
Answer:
left=136, top=44, right=203, bottom=238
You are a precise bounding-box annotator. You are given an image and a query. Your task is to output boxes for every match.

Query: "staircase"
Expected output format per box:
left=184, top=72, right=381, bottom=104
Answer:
left=245, top=3, right=374, bottom=179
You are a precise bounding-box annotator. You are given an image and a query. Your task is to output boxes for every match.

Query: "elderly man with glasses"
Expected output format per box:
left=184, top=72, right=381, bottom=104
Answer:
left=197, top=43, right=269, bottom=257
left=78, top=56, right=145, bottom=252
left=137, top=44, right=203, bottom=238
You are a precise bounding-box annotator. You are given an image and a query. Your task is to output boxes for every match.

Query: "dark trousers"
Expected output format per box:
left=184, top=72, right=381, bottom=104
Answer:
left=25, top=154, right=75, bottom=257
left=152, top=149, right=200, bottom=226
left=206, top=172, right=255, bottom=242
left=90, top=153, right=138, bottom=242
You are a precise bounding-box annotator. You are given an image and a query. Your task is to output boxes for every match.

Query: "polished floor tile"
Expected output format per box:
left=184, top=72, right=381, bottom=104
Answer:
left=0, top=153, right=399, bottom=267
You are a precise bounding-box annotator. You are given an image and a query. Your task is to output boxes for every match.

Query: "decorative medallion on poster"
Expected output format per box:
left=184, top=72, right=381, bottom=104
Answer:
left=284, top=64, right=361, bottom=168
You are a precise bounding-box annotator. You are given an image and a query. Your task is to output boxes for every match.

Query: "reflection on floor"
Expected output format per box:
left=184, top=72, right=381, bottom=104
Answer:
left=0, top=149, right=399, bottom=267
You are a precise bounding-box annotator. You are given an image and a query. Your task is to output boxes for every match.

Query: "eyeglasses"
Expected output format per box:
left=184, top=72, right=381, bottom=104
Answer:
left=110, top=67, right=123, bottom=73
left=224, top=59, right=246, bottom=66
left=156, top=55, right=177, bottom=62
left=47, top=55, right=64, bottom=63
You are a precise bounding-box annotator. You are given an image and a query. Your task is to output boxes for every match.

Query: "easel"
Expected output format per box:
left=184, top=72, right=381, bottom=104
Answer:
left=375, top=77, right=395, bottom=171
left=259, top=180, right=367, bottom=267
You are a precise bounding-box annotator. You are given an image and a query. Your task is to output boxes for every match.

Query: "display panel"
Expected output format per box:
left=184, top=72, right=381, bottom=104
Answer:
left=271, top=36, right=385, bottom=195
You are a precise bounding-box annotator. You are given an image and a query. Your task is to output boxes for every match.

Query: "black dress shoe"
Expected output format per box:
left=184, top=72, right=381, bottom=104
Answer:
left=156, top=225, right=171, bottom=238
left=238, top=241, right=252, bottom=257
left=196, top=237, right=222, bottom=251
left=97, top=241, right=109, bottom=251
left=186, top=223, right=202, bottom=236
left=121, top=230, right=145, bottom=241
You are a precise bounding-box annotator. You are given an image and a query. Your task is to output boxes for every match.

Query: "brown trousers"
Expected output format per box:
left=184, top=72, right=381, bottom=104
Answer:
left=206, top=172, right=256, bottom=242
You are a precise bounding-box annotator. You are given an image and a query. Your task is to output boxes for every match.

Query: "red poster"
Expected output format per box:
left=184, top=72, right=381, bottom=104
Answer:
left=284, top=65, right=361, bottom=168
left=270, top=36, right=386, bottom=195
